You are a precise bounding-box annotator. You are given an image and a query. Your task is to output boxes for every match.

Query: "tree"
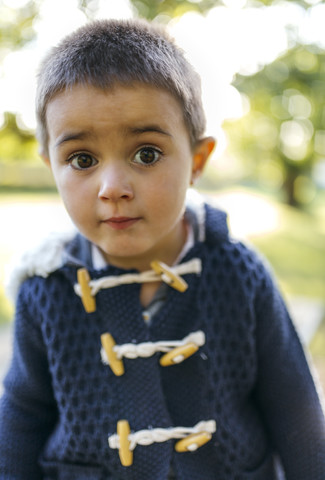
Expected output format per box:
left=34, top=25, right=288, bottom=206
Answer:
left=223, top=45, right=325, bottom=207
left=0, top=112, right=37, bottom=162
left=126, top=0, right=320, bottom=20
left=126, top=0, right=221, bottom=20
left=0, top=0, right=39, bottom=58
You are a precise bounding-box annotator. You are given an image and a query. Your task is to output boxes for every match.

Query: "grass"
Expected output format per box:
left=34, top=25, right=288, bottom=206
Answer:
left=250, top=202, right=325, bottom=299
left=248, top=199, right=325, bottom=360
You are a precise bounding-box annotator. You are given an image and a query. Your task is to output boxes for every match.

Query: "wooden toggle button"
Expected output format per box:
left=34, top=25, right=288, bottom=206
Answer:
left=117, top=420, right=133, bottom=466
left=150, top=261, right=188, bottom=292
left=175, top=431, right=212, bottom=453
left=160, top=343, right=199, bottom=367
left=77, top=268, right=96, bottom=313
left=101, top=333, right=125, bottom=376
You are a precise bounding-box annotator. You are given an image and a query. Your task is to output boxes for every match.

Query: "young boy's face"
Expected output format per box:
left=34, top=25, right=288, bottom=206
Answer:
left=44, top=83, right=213, bottom=271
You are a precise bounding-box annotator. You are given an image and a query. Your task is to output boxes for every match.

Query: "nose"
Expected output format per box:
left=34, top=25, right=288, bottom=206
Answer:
left=98, top=163, right=134, bottom=201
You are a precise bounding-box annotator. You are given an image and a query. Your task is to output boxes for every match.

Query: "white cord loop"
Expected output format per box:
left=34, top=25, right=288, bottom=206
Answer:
left=108, top=419, right=217, bottom=451
left=101, top=330, right=205, bottom=365
left=74, top=258, right=202, bottom=297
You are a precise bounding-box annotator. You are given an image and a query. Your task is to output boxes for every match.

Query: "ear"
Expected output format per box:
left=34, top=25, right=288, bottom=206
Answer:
left=191, top=136, right=216, bottom=185
left=41, top=154, right=52, bottom=170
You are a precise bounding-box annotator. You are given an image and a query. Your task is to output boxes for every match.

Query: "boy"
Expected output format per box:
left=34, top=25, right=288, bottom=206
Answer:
left=0, top=18, right=324, bottom=480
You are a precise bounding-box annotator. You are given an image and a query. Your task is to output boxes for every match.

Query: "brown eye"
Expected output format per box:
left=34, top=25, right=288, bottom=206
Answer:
left=133, top=147, right=161, bottom=166
left=70, top=153, right=97, bottom=170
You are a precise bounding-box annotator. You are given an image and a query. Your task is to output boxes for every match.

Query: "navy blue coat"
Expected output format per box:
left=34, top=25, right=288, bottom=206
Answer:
left=1, top=204, right=324, bottom=479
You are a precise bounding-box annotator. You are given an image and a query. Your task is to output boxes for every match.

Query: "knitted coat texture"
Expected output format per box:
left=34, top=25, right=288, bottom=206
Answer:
left=0, top=203, right=324, bottom=480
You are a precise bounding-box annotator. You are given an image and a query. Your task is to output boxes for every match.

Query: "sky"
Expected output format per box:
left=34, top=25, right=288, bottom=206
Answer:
left=0, top=0, right=324, bottom=157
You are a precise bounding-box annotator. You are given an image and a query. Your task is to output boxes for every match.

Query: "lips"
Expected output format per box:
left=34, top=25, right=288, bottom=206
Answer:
left=103, top=217, right=141, bottom=230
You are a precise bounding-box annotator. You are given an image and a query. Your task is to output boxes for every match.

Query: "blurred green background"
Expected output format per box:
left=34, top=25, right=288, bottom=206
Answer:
left=0, top=0, right=324, bottom=384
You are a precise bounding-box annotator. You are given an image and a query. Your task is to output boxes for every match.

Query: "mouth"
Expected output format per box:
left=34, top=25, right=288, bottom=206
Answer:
left=103, top=216, right=141, bottom=230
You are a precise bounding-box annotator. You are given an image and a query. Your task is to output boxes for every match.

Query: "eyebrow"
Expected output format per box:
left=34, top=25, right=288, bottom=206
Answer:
left=128, top=124, right=172, bottom=138
left=54, top=131, right=94, bottom=148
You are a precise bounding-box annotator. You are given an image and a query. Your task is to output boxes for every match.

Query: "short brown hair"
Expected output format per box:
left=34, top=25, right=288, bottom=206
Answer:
left=36, top=19, right=206, bottom=156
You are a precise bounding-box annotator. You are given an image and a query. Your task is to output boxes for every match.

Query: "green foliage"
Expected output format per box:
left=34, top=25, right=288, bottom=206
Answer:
left=250, top=198, right=325, bottom=298
left=0, top=112, right=38, bottom=162
left=255, top=0, right=317, bottom=6
left=127, top=0, right=314, bottom=20
left=224, top=46, right=325, bottom=207
left=0, top=0, right=39, bottom=55
left=128, top=0, right=221, bottom=21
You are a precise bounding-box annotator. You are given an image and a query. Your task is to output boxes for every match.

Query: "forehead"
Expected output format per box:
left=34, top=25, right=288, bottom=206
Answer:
left=45, top=83, right=189, bottom=141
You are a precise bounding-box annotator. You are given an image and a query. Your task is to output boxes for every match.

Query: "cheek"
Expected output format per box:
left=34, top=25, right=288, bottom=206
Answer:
left=163, top=167, right=191, bottom=199
left=146, top=174, right=188, bottom=220
left=54, top=174, right=94, bottom=223
left=152, top=161, right=191, bottom=194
